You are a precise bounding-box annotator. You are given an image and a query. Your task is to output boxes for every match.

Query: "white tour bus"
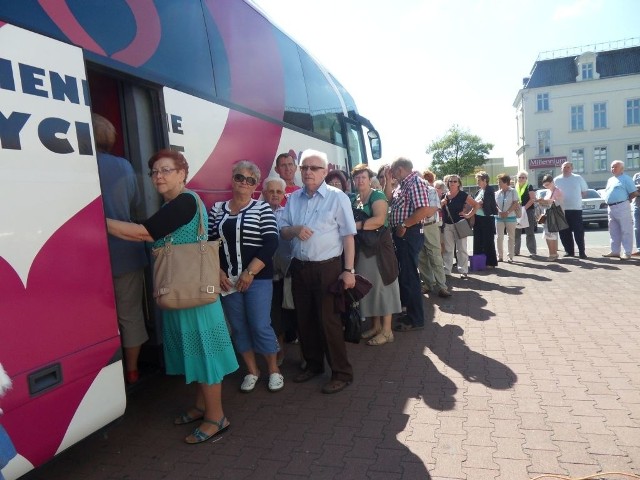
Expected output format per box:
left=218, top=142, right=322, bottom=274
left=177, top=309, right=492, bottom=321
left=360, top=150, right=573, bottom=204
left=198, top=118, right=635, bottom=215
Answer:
left=0, top=1, right=380, bottom=478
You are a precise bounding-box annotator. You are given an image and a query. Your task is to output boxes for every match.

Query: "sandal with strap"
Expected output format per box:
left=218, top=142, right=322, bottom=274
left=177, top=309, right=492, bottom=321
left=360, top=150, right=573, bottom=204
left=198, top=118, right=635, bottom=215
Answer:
left=174, top=406, right=205, bottom=425
left=185, top=416, right=230, bottom=444
left=367, top=331, right=394, bottom=346
left=361, top=328, right=380, bottom=340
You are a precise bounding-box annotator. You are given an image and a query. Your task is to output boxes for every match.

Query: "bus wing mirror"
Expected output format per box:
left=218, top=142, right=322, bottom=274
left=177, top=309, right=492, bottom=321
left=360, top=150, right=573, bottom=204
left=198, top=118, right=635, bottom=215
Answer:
left=367, top=129, right=381, bottom=160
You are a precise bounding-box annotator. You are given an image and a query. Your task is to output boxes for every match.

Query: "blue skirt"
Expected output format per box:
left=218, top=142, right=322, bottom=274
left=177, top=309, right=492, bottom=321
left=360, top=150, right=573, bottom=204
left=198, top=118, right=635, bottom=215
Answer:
left=162, top=300, right=239, bottom=385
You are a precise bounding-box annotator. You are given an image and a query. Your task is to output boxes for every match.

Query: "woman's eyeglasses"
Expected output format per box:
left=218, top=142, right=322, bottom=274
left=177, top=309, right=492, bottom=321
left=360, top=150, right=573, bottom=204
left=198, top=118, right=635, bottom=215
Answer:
left=233, top=173, right=257, bottom=186
left=148, top=167, right=177, bottom=178
left=300, top=165, right=325, bottom=172
left=448, top=179, right=459, bottom=184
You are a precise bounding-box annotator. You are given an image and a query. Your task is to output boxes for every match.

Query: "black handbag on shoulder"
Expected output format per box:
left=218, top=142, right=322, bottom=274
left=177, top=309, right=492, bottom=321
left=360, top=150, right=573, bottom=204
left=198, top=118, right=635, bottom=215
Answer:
left=352, top=200, right=386, bottom=248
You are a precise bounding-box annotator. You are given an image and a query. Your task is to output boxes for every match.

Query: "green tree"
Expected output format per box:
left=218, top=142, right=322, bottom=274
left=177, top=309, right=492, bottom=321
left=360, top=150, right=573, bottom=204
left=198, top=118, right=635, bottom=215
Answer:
left=426, top=125, right=494, bottom=179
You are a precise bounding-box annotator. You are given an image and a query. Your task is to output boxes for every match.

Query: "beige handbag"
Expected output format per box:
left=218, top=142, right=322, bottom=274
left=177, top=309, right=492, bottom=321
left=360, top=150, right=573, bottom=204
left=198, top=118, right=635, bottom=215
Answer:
left=151, top=192, right=220, bottom=310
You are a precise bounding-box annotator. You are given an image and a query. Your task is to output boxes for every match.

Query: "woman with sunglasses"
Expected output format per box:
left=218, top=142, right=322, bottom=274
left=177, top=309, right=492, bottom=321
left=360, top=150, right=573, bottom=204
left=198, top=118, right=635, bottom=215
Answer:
left=441, top=174, right=479, bottom=277
left=208, top=161, right=283, bottom=394
left=107, top=149, right=238, bottom=444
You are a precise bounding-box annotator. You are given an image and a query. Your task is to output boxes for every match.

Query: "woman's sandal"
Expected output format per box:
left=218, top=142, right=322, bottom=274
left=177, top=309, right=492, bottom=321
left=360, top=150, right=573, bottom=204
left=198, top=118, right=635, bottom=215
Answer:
left=185, top=416, right=230, bottom=444
left=367, top=331, right=394, bottom=346
left=174, top=406, right=205, bottom=425
left=361, top=328, right=380, bottom=340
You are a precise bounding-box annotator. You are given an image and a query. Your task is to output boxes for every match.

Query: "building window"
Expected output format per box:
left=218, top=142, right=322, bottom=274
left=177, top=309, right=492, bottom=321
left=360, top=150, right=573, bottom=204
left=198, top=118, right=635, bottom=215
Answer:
left=571, top=105, right=584, bottom=131
left=571, top=148, right=585, bottom=172
left=537, top=130, right=550, bottom=155
left=537, top=93, right=549, bottom=112
left=627, top=99, right=640, bottom=125
left=593, top=146, right=607, bottom=171
left=581, top=63, right=593, bottom=80
left=627, top=144, right=640, bottom=169
left=593, top=103, right=607, bottom=129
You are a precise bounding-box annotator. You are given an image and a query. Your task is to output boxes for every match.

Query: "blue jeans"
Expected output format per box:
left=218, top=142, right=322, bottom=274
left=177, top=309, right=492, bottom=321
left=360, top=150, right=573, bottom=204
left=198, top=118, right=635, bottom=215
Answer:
left=393, top=227, right=426, bottom=327
left=221, top=279, right=279, bottom=355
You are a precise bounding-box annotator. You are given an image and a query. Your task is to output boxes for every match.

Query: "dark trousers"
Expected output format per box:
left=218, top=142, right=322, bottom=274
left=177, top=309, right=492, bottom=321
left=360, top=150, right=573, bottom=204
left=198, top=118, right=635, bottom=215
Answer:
left=393, top=227, right=426, bottom=327
left=559, top=209, right=585, bottom=256
left=472, top=215, right=498, bottom=267
left=290, top=257, right=353, bottom=382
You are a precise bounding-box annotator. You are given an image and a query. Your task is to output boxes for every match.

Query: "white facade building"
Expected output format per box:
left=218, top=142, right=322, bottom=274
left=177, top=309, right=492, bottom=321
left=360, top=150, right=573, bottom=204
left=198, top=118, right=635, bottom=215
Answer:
left=513, top=41, right=640, bottom=188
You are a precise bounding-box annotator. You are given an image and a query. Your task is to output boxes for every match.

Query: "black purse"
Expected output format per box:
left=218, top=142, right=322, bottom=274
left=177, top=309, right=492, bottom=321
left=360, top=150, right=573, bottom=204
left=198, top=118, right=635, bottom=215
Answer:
left=352, top=199, right=386, bottom=248
left=342, top=291, right=362, bottom=344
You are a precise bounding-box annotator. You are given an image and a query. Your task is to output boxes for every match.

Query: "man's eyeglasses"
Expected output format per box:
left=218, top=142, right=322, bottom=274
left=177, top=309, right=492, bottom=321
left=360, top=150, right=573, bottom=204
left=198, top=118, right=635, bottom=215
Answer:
left=233, top=173, right=258, bottom=186
left=300, top=165, right=325, bottom=172
left=149, top=167, right=178, bottom=178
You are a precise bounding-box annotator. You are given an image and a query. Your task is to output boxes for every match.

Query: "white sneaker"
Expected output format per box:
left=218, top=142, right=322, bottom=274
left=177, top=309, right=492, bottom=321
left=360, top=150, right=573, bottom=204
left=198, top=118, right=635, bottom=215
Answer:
left=240, top=374, right=259, bottom=392
left=620, top=253, right=631, bottom=260
left=268, top=373, right=284, bottom=392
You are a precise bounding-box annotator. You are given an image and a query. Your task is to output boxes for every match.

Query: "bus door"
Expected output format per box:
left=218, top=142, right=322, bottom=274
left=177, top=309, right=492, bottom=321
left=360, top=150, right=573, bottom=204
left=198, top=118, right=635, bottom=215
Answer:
left=343, top=116, right=368, bottom=172
left=86, top=67, right=168, bottom=367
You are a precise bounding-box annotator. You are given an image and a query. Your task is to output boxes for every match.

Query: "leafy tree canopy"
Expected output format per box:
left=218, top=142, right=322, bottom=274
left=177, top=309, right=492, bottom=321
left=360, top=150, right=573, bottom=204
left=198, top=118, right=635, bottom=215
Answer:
left=426, top=125, right=494, bottom=179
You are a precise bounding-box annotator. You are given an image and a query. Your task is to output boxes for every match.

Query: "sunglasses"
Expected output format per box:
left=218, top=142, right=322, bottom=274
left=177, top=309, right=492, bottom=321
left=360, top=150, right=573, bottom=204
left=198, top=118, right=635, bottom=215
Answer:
left=300, top=165, right=325, bottom=172
left=233, top=173, right=257, bottom=186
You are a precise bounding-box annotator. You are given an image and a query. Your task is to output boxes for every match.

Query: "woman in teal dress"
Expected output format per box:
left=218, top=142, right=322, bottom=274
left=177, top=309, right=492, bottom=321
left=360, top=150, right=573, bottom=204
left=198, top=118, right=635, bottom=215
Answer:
left=107, top=149, right=238, bottom=444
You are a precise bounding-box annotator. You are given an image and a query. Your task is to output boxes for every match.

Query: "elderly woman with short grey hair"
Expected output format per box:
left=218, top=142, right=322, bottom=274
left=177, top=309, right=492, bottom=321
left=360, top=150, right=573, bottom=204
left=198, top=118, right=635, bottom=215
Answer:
left=208, top=161, right=283, bottom=394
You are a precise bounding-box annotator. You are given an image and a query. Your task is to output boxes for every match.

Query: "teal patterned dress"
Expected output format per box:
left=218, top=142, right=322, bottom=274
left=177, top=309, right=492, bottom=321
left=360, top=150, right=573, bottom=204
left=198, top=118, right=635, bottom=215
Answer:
left=151, top=192, right=238, bottom=384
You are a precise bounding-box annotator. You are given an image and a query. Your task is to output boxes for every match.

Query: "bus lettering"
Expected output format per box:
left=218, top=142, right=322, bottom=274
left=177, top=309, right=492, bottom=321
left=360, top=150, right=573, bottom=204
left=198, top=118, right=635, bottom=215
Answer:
left=0, top=111, right=30, bottom=150
left=0, top=57, right=86, bottom=105
left=38, top=117, right=93, bottom=155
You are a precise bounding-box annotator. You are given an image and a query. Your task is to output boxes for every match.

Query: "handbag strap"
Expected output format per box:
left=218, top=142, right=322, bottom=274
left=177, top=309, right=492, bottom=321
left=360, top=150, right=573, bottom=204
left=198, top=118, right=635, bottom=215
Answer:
left=164, top=189, right=206, bottom=245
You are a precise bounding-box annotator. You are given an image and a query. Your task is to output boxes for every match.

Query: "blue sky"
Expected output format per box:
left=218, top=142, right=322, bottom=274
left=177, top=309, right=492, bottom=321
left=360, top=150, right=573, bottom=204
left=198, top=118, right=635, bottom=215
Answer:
left=252, top=0, right=640, bottom=171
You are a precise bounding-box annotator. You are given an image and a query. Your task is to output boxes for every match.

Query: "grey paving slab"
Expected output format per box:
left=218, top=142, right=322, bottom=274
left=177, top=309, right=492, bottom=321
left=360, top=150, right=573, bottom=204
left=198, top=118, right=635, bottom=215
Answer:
left=21, top=247, right=640, bottom=479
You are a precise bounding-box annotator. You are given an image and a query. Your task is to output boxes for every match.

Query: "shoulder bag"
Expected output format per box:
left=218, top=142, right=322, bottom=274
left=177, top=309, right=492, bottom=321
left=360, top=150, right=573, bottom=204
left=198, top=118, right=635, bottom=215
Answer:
left=151, top=192, right=221, bottom=310
left=352, top=195, right=387, bottom=248
left=512, top=190, right=523, bottom=218
left=445, top=200, right=473, bottom=239
left=545, top=203, right=569, bottom=233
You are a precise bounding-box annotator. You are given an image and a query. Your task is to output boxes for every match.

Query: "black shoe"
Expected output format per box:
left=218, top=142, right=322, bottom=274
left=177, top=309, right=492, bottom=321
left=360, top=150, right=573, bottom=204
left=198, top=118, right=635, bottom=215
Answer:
left=563, top=253, right=574, bottom=257
left=579, top=253, right=587, bottom=259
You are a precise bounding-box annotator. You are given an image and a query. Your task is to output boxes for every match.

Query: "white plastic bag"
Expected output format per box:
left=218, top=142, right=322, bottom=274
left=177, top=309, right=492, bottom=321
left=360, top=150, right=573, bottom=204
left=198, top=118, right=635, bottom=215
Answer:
left=516, top=207, right=529, bottom=229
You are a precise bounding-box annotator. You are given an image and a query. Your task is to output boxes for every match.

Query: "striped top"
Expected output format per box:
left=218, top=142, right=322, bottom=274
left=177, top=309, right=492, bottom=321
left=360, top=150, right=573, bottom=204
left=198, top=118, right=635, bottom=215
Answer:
left=389, top=171, right=430, bottom=228
left=208, top=199, right=278, bottom=280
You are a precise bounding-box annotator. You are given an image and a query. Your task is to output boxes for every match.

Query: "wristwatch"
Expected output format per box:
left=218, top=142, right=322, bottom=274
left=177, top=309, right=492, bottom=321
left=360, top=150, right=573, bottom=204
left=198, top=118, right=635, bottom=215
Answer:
left=245, top=269, right=255, bottom=276
left=343, top=268, right=355, bottom=274
left=401, top=222, right=408, bottom=228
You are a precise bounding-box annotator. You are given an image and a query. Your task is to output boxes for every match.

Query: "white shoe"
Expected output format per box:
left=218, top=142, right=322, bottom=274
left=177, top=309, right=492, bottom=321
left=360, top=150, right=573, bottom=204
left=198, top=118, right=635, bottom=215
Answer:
left=620, top=253, right=631, bottom=260
left=268, top=373, right=284, bottom=392
left=240, top=374, right=259, bottom=392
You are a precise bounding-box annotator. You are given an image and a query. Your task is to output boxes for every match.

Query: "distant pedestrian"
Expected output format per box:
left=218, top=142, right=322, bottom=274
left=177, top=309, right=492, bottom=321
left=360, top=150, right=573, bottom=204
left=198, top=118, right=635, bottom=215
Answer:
left=472, top=171, right=498, bottom=268
left=537, top=175, right=564, bottom=261
left=601, top=160, right=638, bottom=260
left=514, top=170, right=537, bottom=257
left=633, top=171, right=640, bottom=256
left=441, top=174, right=478, bottom=276
left=554, top=161, right=588, bottom=259
left=418, top=172, right=451, bottom=296
left=495, top=173, right=520, bottom=263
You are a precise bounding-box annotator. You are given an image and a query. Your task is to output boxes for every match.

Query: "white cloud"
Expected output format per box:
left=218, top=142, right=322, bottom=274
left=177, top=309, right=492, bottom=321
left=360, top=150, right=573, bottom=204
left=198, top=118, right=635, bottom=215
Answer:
left=552, top=0, right=602, bottom=21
